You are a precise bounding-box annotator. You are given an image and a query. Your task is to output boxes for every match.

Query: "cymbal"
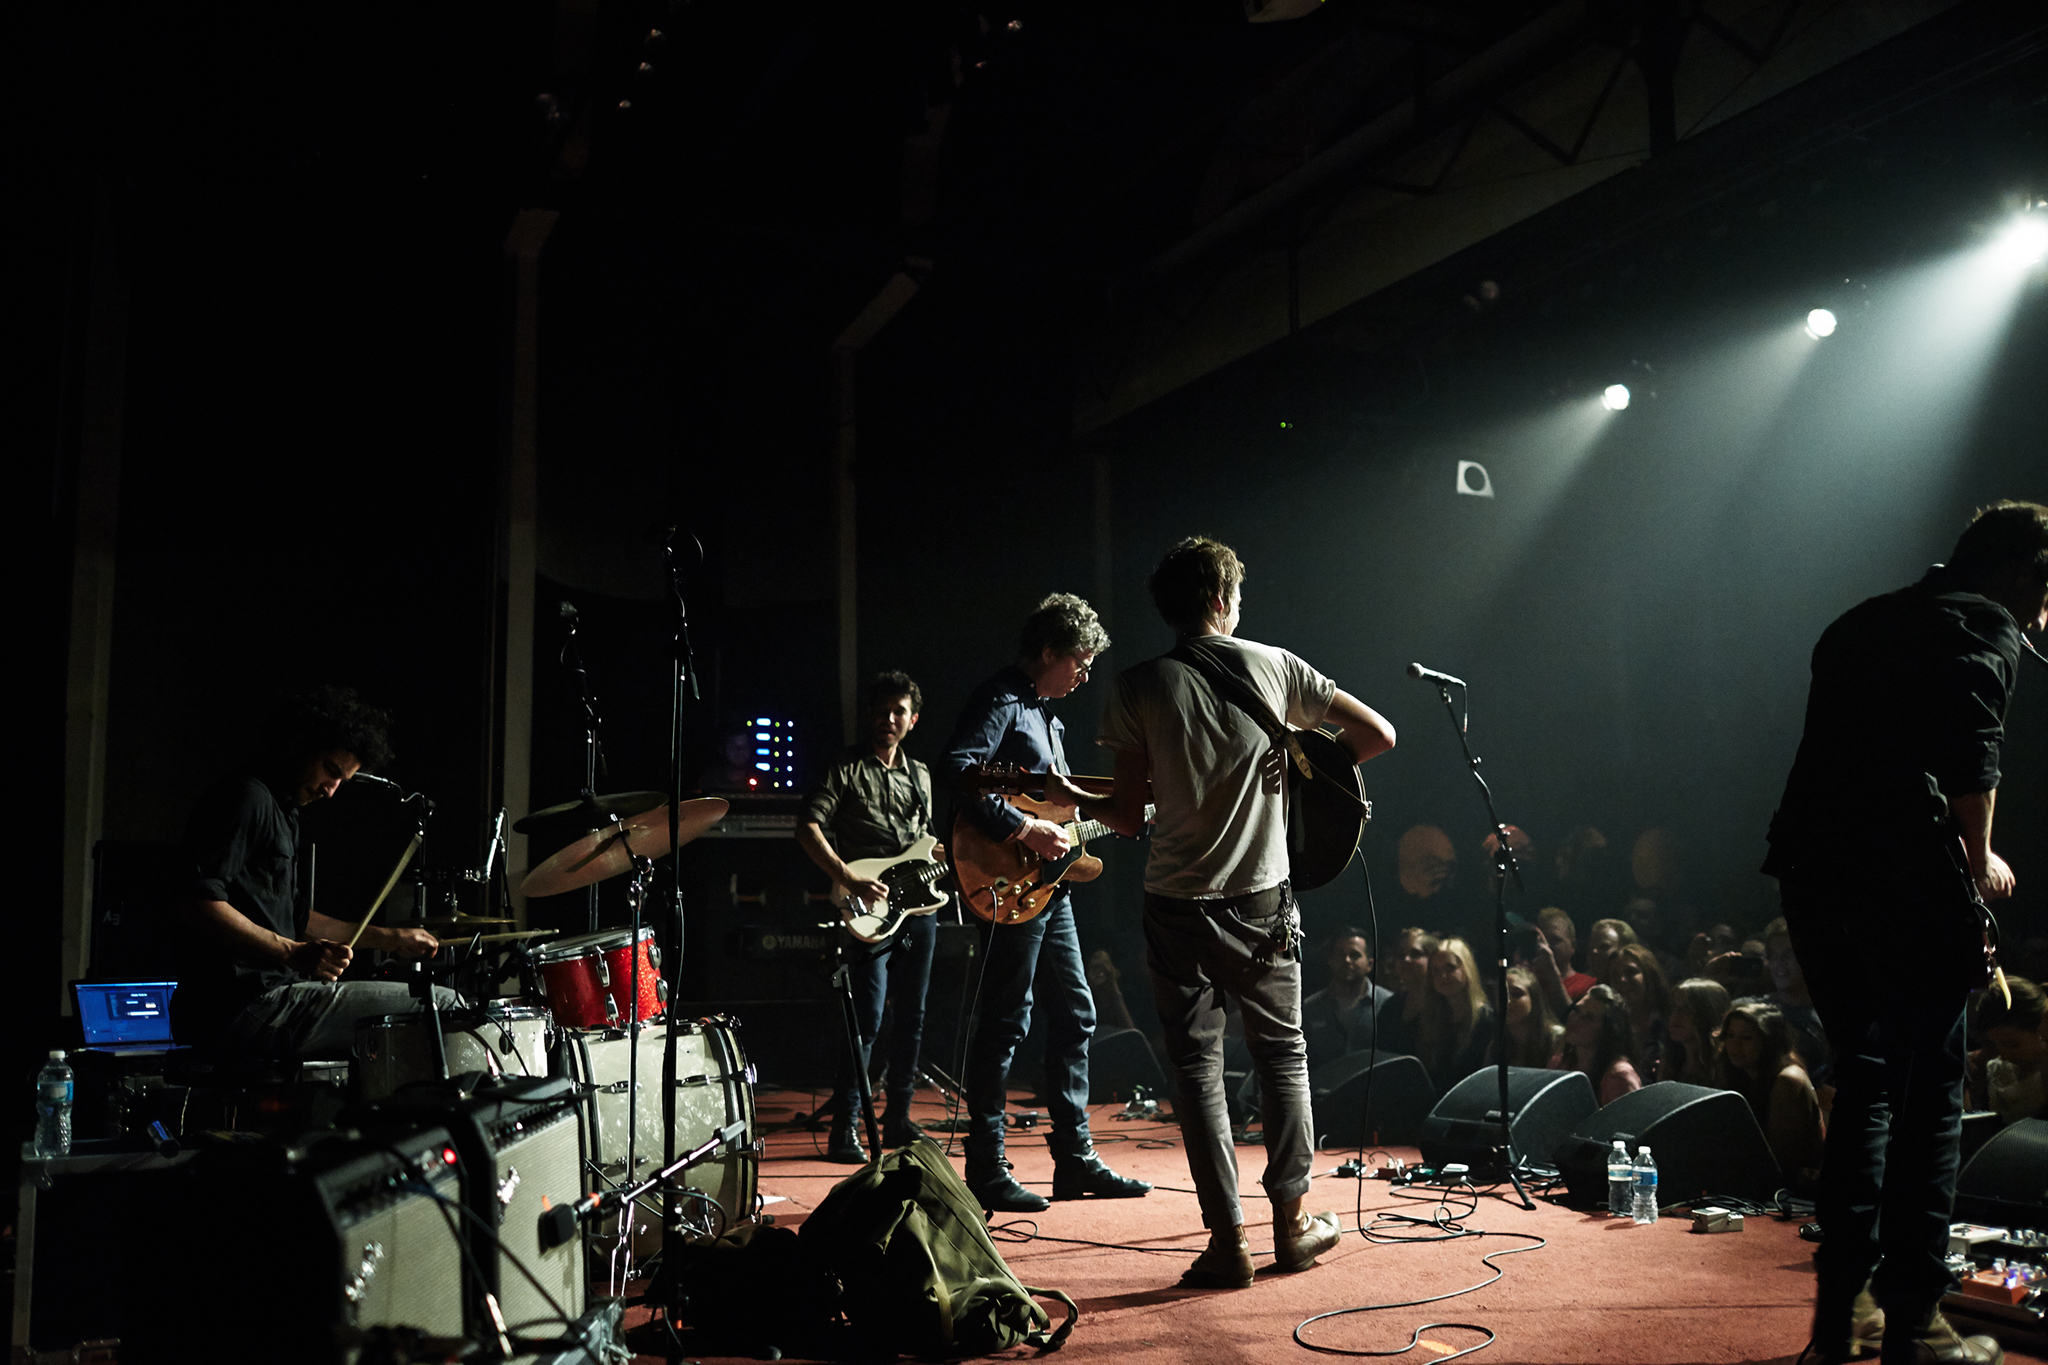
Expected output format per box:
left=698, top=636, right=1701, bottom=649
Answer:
left=513, top=790, right=669, bottom=837
left=474, top=930, right=561, bottom=945
left=519, top=797, right=729, bottom=899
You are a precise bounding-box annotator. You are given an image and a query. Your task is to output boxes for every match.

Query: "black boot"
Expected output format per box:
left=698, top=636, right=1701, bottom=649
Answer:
left=966, top=1159, right=1049, bottom=1213
left=880, top=1111, right=927, bottom=1148
left=1051, top=1148, right=1152, bottom=1200
left=826, top=1113, right=869, bottom=1165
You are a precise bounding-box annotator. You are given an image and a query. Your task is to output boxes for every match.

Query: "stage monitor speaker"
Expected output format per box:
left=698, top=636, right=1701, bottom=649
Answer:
left=126, top=1125, right=468, bottom=1364
left=1088, top=1027, right=1167, bottom=1103
left=1311, top=1053, right=1436, bottom=1146
left=353, top=1075, right=589, bottom=1339
left=1419, top=1066, right=1597, bottom=1172
left=1955, top=1117, right=2048, bottom=1232
left=13, top=1144, right=190, bottom=1358
left=1550, top=1081, right=1781, bottom=1205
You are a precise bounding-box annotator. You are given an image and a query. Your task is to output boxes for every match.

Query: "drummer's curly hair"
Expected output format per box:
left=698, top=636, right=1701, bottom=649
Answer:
left=256, top=685, right=394, bottom=771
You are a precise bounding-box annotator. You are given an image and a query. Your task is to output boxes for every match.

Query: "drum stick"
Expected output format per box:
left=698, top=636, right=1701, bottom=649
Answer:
left=1996, top=965, right=2012, bottom=1009
left=348, top=835, right=422, bottom=949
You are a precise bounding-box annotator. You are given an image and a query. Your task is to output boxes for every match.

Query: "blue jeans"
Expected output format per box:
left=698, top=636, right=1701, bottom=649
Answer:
left=1783, top=868, right=1977, bottom=1328
left=835, top=913, right=938, bottom=1118
left=965, top=892, right=1096, bottom=1164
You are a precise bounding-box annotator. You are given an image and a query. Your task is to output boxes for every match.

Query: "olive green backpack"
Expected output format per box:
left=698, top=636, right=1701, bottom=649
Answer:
left=801, top=1136, right=1079, bottom=1356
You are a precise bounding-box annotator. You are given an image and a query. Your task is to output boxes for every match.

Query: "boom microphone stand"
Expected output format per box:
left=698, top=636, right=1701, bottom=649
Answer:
left=560, top=601, right=608, bottom=934
left=1408, top=661, right=1535, bottom=1210
left=658, top=528, right=706, bottom=1273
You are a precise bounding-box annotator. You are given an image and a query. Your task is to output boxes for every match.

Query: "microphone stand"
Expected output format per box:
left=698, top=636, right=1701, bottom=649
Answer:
left=561, top=605, right=609, bottom=934
left=1422, top=673, right=1535, bottom=1210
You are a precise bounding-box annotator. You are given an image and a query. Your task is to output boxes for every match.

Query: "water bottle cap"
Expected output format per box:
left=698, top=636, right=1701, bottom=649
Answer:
left=48, top=1050, right=65, bottom=1062
left=1638, top=1145, right=1651, bottom=1155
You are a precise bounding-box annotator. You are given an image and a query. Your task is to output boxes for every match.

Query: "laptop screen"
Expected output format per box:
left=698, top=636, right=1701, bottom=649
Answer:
left=75, top=981, right=178, bottom=1047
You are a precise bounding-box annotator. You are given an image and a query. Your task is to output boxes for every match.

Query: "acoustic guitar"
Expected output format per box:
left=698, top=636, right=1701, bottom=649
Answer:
left=952, top=766, right=1154, bottom=925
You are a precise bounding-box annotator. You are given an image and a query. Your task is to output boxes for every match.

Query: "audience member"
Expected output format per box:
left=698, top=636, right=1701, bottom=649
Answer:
left=1418, top=937, right=1494, bottom=1089
left=1602, top=943, right=1672, bottom=1080
left=1374, top=927, right=1441, bottom=1061
left=1583, top=918, right=1637, bottom=985
left=1735, top=918, right=1832, bottom=1086
left=1538, top=907, right=1596, bottom=1000
left=1301, top=928, right=1392, bottom=1073
left=1684, top=922, right=1741, bottom=979
left=1658, top=977, right=1732, bottom=1086
left=1717, top=1000, right=1825, bottom=1181
left=1556, top=984, right=1642, bottom=1105
left=1504, top=964, right=1564, bottom=1069
left=1971, top=979, right=2048, bottom=1127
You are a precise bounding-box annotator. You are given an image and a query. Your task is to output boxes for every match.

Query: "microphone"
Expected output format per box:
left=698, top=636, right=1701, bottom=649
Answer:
left=558, top=601, right=579, bottom=621
left=1407, top=662, right=1467, bottom=689
left=353, top=772, right=402, bottom=790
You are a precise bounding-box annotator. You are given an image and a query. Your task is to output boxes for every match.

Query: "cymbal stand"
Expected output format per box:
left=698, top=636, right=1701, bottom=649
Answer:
left=621, top=843, right=656, bottom=1280
left=403, top=792, right=450, bottom=1080
left=560, top=601, right=609, bottom=934
left=1425, top=677, right=1535, bottom=1210
left=658, top=527, right=704, bottom=1268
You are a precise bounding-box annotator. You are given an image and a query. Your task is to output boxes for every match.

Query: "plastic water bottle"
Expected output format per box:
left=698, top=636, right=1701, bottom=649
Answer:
left=35, top=1050, right=74, bottom=1158
left=1606, top=1139, right=1633, bottom=1216
left=1632, top=1145, right=1658, bottom=1225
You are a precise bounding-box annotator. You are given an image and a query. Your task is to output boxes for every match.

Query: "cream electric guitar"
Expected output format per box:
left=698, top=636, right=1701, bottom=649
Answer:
left=831, top=833, right=951, bottom=944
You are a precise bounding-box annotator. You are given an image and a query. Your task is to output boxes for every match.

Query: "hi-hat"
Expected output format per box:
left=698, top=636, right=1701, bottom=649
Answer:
left=423, top=915, right=515, bottom=931
left=512, top=791, right=668, bottom=838
left=519, top=797, right=729, bottom=898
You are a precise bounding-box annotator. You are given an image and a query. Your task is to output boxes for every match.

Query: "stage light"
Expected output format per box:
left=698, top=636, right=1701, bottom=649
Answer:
left=1806, top=309, right=1837, bottom=339
left=1992, top=213, right=2048, bottom=268
left=1602, top=384, right=1631, bottom=411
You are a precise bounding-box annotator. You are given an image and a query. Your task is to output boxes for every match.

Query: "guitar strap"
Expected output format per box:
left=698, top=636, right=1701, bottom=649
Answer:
left=1167, top=640, right=1361, bottom=808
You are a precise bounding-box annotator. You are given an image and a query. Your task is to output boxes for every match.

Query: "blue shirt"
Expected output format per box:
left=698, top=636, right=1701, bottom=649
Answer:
left=941, top=665, right=1070, bottom=840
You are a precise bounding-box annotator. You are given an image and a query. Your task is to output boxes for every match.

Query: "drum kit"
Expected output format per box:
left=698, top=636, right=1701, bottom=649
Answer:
left=348, top=782, right=746, bottom=1278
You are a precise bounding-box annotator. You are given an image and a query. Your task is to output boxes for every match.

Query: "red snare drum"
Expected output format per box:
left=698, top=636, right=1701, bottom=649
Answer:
left=531, top=926, right=666, bottom=1030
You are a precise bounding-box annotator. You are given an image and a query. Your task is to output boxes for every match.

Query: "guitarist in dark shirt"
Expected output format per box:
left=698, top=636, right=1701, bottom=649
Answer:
left=941, top=593, right=1151, bottom=1212
left=1765, top=500, right=2047, bottom=1365
left=798, top=672, right=943, bottom=1162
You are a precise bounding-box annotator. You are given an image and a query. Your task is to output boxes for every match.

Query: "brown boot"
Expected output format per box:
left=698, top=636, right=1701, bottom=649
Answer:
left=1880, top=1309, right=2003, bottom=1365
left=1180, top=1226, right=1255, bottom=1289
left=1810, top=1285, right=1887, bottom=1363
left=1272, top=1195, right=1341, bottom=1273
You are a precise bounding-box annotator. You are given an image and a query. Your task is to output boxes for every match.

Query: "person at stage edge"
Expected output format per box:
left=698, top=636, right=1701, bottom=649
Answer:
left=1060, top=537, right=1397, bottom=1288
left=1764, top=500, right=2048, bottom=1365
left=171, top=687, right=451, bottom=1059
left=798, top=670, right=943, bottom=1163
left=941, top=593, right=1152, bottom=1212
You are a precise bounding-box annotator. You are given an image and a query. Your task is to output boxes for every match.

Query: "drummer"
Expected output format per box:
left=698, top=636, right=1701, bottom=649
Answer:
left=171, top=686, right=455, bottom=1060
left=797, top=671, right=943, bottom=1162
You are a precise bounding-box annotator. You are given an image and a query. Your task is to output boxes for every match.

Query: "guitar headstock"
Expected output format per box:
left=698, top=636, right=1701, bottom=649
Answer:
left=961, top=762, right=1036, bottom=796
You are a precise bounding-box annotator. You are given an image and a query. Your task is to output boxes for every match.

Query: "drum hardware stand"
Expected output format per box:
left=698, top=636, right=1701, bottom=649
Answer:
left=1420, top=669, right=1536, bottom=1211
left=658, top=525, right=704, bottom=1286
left=829, top=958, right=886, bottom=1158
left=559, top=598, right=610, bottom=935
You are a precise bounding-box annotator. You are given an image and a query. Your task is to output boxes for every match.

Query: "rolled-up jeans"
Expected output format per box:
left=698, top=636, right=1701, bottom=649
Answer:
left=232, top=980, right=466, bottom=1061
left=1144, top=880, right=1309, bottom=1231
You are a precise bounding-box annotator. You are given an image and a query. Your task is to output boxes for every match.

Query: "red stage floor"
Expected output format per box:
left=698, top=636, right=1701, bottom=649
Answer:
left=628, top=1088, right=2048, bottom=1365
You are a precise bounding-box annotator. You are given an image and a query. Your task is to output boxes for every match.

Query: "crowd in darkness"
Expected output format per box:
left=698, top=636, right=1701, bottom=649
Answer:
left=1287, top=820, right=2048, bottom=1189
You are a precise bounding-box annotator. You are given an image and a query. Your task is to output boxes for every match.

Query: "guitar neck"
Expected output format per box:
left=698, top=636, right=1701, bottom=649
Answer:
left=1068, top=805, right=1155, bottom=844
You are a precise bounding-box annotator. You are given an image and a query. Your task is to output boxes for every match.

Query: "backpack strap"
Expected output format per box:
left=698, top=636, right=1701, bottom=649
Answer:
left=1020, top=1286, right=1079, bottom=1352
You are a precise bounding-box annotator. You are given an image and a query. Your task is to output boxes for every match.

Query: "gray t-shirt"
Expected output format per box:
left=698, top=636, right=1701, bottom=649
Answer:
left=1097, top=635, right=1336, bottom=899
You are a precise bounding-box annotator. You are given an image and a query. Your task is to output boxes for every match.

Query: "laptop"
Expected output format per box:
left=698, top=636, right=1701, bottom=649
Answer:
left=74, top=981, right=180, bottom=1056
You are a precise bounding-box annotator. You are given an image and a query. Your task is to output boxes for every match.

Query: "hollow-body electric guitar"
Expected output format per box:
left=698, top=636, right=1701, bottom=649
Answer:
left=831, top=833, right=950, bottom=944
left=952, top=766, right=1155, bottom=925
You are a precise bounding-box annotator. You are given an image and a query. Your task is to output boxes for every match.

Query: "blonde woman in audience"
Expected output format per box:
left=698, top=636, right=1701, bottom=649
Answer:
left=1418, top=937, right=1493, bottom=1088
left=1716, top=1000, right=1825, bottom=1180
left=1504, top=964, right=1564, bottom=1069
left=1658, top=977, right=1732, bottom=1086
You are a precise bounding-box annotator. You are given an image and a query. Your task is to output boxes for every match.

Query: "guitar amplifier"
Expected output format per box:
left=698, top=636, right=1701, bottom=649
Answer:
left=351, top=1076, right=588, bottom=1341
left=124, top=1126, right=467, bottom=1364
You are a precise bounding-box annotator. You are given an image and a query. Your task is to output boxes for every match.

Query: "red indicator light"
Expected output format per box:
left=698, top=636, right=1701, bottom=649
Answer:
left=441, top=1147, right=459, bottom=1165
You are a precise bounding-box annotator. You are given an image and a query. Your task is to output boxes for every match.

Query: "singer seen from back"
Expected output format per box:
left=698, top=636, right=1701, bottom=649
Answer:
left=1055, top=537, right=1396, bottom=1287
left=1764, top=500, right=2048, bottom=1365
left=171, top=686, right=451, bottom=1059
